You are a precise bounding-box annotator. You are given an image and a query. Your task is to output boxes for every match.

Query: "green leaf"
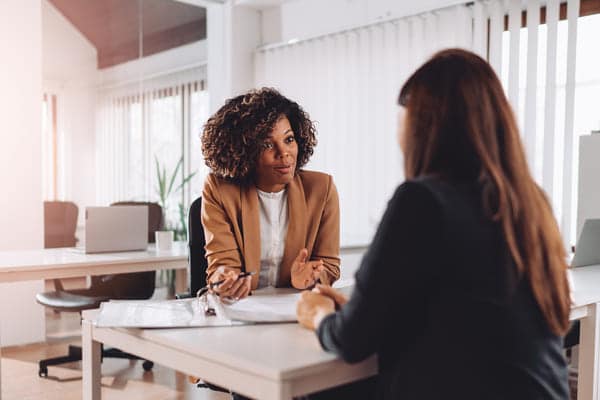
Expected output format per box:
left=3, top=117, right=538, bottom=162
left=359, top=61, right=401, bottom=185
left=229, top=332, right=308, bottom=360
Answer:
left=178, top=202, right=187, bottom=241
left=174, top=170, right=196, bottom=193
left=161, top=166, right=167, bottom=202
left=166, top=157, right=183, bottom=198
left=154, top=157, right=161, bottom=190
left=153, top=155, right=196, bottom=241
left=155, top=157, right=166, bottom=203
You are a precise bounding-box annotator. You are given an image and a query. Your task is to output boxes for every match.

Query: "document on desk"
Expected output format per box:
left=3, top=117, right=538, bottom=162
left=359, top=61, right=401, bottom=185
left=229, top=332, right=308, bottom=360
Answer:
left=95, top=288, right=306, bottom=327
left=95, top=295, right=242, bottom=328
left=217, top=289, right=301, bottom=323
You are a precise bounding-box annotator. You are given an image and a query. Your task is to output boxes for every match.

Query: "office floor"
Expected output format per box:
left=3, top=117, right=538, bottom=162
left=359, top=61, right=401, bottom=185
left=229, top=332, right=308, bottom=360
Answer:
left=1, top=279, right=230, bottom=400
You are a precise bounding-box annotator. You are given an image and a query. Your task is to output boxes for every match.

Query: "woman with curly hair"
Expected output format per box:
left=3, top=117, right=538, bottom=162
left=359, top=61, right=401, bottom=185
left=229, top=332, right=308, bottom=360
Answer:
left=200, top=87, right=340, bottom=300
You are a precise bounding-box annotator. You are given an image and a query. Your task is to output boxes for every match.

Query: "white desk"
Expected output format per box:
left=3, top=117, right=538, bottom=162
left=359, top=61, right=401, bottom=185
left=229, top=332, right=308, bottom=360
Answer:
left=569, top=264, right=600, bottom=400
left=81, top=310, right=377, bottom=400
left=79, top=265, right=600, bottom=400
left=0, top=242, right=189, bottom=400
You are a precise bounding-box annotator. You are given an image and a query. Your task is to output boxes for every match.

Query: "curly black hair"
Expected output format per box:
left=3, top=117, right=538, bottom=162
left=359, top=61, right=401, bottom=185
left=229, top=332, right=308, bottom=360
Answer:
left=201, top=87, right=317, bottom=184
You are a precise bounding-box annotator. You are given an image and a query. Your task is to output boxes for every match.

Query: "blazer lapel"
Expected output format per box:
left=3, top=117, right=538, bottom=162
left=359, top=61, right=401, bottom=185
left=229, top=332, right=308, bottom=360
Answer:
left=279, top=174, right=307, bottom=286
left=241, top=184, right=261, bottom=288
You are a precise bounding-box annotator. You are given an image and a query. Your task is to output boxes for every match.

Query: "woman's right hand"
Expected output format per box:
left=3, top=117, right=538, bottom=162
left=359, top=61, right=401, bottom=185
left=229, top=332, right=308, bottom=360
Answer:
left=209, top=266, right=252, bottom=300
left=313, top=284, right=348, bottom=309
left=296, top=291, right=335, bottom=330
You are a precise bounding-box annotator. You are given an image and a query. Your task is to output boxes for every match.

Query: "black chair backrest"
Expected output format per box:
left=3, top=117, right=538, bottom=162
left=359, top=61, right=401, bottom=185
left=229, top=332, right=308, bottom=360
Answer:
left=188, top=196, right=207, bottom=295
left=110, top=201, right=164, bottom=243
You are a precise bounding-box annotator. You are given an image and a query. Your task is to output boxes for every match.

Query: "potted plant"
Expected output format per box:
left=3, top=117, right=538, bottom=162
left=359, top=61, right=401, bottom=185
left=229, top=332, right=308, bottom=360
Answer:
left=155, top=155, right=196, bottom=293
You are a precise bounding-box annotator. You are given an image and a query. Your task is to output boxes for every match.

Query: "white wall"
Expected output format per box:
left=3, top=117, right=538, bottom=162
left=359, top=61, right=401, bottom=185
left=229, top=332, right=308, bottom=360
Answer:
left=231, top=5, right=262, bottom=95
left=264, top=0, right=467, bottom=44
left=261, top=6, right=281, bottom=44
left=0, top=0, right=46, bottom=346
left=43, top=0, right=97, bottom=82
left=98, top=40, right=207, bottom=89
left=43, top=0, right=98, bottom=230
left=176, top=0, right=260, bottom=111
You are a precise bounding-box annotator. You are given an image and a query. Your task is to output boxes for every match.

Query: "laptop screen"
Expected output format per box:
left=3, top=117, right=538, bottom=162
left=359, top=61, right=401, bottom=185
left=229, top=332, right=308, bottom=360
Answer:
left=572, top=219, right=600, bottom=268
left=85, top=206, right=148, bottom=253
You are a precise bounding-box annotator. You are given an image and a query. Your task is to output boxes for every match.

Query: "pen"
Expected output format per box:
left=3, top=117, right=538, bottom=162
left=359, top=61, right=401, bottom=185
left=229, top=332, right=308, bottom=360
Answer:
left=209, top=271, right=255, bottom=289
left=196, top=271, right=256, bottom=298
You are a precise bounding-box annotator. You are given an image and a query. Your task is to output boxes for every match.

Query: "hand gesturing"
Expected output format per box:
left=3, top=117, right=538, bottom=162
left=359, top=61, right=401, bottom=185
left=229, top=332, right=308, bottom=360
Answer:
left=290, top=248, right=324, bottom=289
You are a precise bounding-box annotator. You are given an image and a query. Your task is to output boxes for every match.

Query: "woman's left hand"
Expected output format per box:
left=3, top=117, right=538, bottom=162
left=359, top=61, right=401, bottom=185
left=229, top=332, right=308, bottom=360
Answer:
left=296, top=291, right=335, bottom=330
left=291, top=248, right=325, bottom=289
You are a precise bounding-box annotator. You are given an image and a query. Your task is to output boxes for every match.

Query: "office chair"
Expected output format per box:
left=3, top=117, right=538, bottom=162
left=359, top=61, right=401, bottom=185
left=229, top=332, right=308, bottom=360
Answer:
left=91, top=201, right=164, bottom=300
left=35, top=202, right=163, bottom=377
left=176, top=196, right=207, bottom=298
left=43, top=201, right=80, bottom=301
left=188, top=196, right=208, bottom=296
left=44, top=201, right=78, bottom=248
left=175, top=197, right=230, bottom=395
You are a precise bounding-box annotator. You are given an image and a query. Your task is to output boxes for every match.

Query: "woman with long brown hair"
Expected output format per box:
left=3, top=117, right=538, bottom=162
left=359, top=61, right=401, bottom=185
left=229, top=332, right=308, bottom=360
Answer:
left=297, top=49, right=571, bottom=399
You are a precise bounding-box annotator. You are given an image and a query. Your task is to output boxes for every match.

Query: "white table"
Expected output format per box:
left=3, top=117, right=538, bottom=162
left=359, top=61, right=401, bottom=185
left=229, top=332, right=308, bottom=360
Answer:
left=0, top=242, right=189, bottom=400
left=81, top=310, right=378, bottom=400
left=79, top=264, right=600, bottom=400
left=569, top=264, right=600, bottom=400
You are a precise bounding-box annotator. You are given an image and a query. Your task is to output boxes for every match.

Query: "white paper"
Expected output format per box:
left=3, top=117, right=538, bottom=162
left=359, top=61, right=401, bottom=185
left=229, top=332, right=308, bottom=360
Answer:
left=217, top=289, right=301, bottom=323
left=95, top=295, right=240, bottom=328
left=95, top=285, right=355, bottom=327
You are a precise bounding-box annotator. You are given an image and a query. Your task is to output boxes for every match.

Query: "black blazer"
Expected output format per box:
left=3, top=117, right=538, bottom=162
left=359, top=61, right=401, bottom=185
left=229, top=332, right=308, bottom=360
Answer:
left=317, top=177, right=569, bottom=400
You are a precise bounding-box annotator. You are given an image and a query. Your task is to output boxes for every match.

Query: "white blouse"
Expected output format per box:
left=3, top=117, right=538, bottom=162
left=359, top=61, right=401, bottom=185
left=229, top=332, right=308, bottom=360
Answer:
left=257, top=188, right=289, bottom=288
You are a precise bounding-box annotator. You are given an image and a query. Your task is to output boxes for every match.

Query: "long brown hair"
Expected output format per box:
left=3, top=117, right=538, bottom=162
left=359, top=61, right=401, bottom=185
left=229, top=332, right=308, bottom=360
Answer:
left=399, top=49, right=570, bottom=335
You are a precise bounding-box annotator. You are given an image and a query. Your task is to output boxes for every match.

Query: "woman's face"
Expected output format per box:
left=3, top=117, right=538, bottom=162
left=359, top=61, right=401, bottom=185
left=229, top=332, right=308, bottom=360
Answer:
left=397, top=106, right=407, bottom=154
left=255, top=116, right=299, bottom=192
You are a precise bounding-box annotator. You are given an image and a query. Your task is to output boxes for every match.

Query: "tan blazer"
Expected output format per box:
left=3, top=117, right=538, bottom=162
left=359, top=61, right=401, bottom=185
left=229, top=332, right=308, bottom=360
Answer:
left=201, top=170, right=340, bottom=289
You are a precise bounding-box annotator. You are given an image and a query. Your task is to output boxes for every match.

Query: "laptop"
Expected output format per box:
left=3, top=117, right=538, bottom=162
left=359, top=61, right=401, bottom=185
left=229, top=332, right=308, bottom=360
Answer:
left=80, top=206, right=149, bottom=254
left=571, top=219, right=600, bottom=268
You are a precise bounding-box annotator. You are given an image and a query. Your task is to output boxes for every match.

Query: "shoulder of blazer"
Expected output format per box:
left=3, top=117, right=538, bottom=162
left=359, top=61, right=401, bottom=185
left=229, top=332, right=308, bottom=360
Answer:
left=205, top=173, right=243, bottom=201
left=296, top=170, right=333, bottom=196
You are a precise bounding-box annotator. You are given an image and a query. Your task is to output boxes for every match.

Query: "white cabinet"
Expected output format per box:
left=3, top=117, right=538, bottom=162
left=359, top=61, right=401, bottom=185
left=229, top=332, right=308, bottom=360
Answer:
left=577, top=134, right=600, bottom=238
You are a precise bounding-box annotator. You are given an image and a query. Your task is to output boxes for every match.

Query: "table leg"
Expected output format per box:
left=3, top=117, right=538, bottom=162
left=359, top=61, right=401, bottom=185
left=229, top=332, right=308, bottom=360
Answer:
left=82, top=319, right=101, bottom=400
left=277, top=382, right=293, bottom=400
left=175, top=268, right=188, bottom=294
left=579, top=303, right=600, bottom=400
left=1, top=338, right=3, bottom=400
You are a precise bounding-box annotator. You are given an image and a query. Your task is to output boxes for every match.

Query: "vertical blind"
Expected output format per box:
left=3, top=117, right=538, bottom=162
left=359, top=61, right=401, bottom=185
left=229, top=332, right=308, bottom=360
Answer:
left=256, top=0, right=583, bottom=248
left=255, top=5, right=474, bottom=246
left=476, top=0, right=581, bottom=245
left=96, top=66, right=210, bottom=227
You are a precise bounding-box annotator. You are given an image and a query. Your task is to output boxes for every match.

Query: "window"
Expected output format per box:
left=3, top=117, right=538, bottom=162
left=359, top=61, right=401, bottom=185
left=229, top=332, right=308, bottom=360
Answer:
left=500, top=10, right=600, bottom=245
left=97, top=68, right=210, bottom=235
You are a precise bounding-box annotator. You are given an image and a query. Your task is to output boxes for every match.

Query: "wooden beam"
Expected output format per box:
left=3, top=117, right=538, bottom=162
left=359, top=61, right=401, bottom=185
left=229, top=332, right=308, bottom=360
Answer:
left=98, top=19, right=206, bottom=69
left=503, top=0, right=600, bottom=30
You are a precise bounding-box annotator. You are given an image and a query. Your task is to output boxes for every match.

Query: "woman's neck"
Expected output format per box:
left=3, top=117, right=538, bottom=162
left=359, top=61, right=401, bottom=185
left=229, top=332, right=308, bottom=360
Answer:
left=255, top=182, right=286, bottom=193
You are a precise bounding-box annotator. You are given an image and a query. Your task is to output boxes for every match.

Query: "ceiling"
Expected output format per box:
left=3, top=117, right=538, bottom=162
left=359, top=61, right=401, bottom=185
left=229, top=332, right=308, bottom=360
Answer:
left=49, top=0, right=207, bottom=69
